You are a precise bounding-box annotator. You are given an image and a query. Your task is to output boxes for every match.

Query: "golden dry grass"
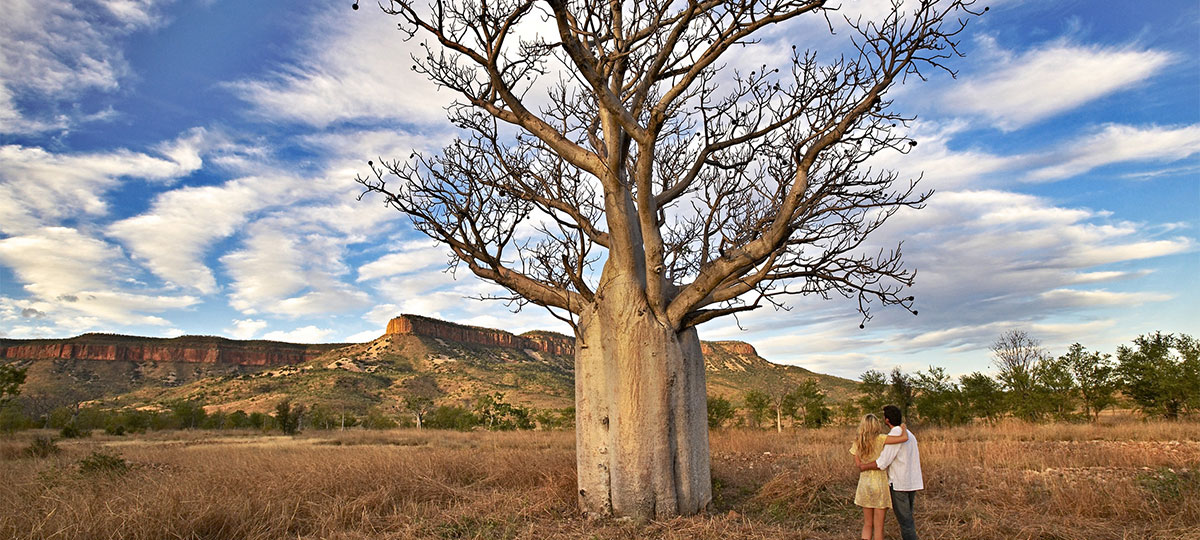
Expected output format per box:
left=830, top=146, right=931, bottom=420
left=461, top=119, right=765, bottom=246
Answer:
left=1, top=419, right=1196, bottom=540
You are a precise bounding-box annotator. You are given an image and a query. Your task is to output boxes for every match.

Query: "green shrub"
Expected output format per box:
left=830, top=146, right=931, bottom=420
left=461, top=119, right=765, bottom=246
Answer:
left=25, top=436, right=60, bottom=458
left=60, top=423, right=89, bottom=439
left=78, top=450, right=129, bottom=476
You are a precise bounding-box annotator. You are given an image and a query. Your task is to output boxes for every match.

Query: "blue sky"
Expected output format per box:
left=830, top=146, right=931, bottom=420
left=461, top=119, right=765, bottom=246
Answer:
left=0, top=0, right=1196, bottom=380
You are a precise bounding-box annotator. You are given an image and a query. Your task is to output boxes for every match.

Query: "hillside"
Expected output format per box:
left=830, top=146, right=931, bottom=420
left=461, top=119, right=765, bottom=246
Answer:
left=2, top=315, right=858, bottom=413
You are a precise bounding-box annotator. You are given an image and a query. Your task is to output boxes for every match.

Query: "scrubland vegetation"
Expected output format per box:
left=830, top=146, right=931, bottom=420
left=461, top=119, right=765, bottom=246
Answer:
left=1, top=331, right=1196, bottom=537
left=1, top=419, right=1196, bottom=540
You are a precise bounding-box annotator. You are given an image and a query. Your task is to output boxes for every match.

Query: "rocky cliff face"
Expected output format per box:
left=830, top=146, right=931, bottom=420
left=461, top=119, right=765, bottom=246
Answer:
left=386, top=315, right=576, bottom=356
left=2, top=318, right=763, bottom=370
left=0, top=335, right=335, bottom=366
left=385, top=314, right=757, bottom=360
left=701, top=341, right=758, bottom=357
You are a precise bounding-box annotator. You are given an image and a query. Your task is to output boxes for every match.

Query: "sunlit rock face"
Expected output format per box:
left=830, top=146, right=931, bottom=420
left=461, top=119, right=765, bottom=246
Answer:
left=385, top=315, right=575, bottom=355
left=385, top=314, right=759, bottom=361
left=0, top=316, right=762, bottom=369
left=0, top=336, right=332, bottom=366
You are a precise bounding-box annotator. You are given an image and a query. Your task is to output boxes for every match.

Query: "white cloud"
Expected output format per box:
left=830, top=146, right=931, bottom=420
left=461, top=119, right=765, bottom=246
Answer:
left=221, top=217, right=372, bottom=317
left=1038, top=288, right=1172, bottom=308
left=357, top=243, right=447, bottom=281
left=688, top=182, right=1193, bottom=377
left=343, top=328, right=383, bottom=343
left=0, top=227, right=132, bottom=298
left=109, top=128, right=405, bottom=295
left=0, top=227, right=198, bottom=329
left=0, top=0, right=170, bottom=133
left=362, top=303, right=401, bottom=326
left=226, top=318, right=268, bottom=339
left=864, top=120, right=1015, bottom=190
left=870, top=189, right=1190, bottom=337
left=870, top=120, right=1200, bottom=192
left=0, top=129, right=207, bottom=235
left=109, top=176, right=270, bottom=294
left=228, top=8, right=450, bottom=127
left=1024, top=124, right=1200, bottom=182
left=946, top=40, right=1174, bottom=130
left=262, top=325, right=336, bottom=343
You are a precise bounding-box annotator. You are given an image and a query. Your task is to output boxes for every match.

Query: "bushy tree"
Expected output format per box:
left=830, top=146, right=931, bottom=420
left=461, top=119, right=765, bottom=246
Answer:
left=959, top=372, right=1004, bottom=423
left=402, top=375, right=444, bottom=429
left=706, top=396, right=736, bottom=429
left=474, top=392, right=534, bottom=430
left=274, top=400, right=305, bottom=435
left=425, top=405, right=478, bottom=431
left=991, top=329, right=1048, bottom=421
left=0, top=365, right=27, bottom=407
left=248, top=411, right=273, bottom=430
left=857, top=370, right=890, bottom=415
left=742, top=390, right=770, bottom=428
left=0, top=403, right=31, bottom=433
left=1117, top=332, right=1199, bottom=419
left=201, top=410, right=228, bottom=430
left=1034, top=356, right=1077, bottom=421
left=800, top=395, right=832, bottom=428
left=363, top=407, right=399, bottom=429
left=912, top=366, right=969, bottom=425
left=1176, top=334, right=1200, bottom=414
left=1060, top=343, right=1117, bottom=422
left=889, top=367, right=916, bottom=418
left=786, top=379, right=830, bottom=428
left=170, top=399, right=207, bottom=430
left=227, top=410, right=251, bottom=429
left=534, top=407, right=575, bottom=430
left=837, top=401, right=861, bottom=426
left=106, top=409, right=151, bottom=434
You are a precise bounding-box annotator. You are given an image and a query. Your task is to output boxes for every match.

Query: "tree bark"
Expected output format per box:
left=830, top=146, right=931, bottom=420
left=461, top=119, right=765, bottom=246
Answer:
left=575, top=277, right=711, bottom=521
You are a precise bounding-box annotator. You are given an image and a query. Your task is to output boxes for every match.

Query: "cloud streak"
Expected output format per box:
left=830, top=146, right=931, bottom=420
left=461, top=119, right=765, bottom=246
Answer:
left=946, top=39, right=1175, bottom=130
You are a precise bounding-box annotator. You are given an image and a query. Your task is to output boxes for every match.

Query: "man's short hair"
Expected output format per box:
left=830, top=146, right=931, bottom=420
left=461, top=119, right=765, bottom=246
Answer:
left=883, top=405, right=903, bottom=426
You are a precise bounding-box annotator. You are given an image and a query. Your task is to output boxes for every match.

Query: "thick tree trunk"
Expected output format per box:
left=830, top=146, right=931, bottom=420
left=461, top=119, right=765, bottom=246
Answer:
left=575, top=284, right=712, bottom=521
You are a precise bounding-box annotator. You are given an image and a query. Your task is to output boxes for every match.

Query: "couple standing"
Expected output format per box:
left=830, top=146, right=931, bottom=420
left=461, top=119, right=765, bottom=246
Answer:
left=850, top=405, right=923, bottom=540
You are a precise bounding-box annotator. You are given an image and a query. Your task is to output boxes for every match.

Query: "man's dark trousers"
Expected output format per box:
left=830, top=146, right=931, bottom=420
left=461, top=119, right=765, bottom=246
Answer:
left=890, top=485, right=918, bottom=540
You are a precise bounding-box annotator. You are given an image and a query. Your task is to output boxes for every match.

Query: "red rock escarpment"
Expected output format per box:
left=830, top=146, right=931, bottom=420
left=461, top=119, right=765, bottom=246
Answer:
left=0, top=336, right=332, bottom=366
left=385, top=315, right=756, bottom=359
left=701, top=341, right=758, bottom=357
left=387, top=315, right=575, bottom=355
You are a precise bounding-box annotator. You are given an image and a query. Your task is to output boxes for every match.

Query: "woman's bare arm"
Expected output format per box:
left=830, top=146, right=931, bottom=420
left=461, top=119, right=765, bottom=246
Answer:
left=883, top=423, right=909, bottom=444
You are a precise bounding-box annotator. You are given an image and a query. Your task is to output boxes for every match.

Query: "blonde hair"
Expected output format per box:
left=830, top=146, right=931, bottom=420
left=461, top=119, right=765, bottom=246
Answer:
left=854, top=414, right=885, bottom=458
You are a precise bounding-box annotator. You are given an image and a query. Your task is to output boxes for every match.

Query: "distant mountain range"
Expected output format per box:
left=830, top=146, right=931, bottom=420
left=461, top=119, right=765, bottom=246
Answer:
left=1, top=314, right=858, bottom=413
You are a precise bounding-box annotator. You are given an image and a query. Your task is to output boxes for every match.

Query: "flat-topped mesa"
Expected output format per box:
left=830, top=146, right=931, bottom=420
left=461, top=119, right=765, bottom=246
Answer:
left=386, top=314, right=574, bottom=355
left=701, top=341, right=758, bottom=357
left=0, top=334, right=336, bottom=366
left=521, top=331, right=575, bottom=356
left=384, top=315, right=759, bottom=359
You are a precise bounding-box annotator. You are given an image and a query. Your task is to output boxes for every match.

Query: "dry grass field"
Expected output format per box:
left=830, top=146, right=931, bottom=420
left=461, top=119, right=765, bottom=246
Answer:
left=1, top=420, right=1197, bottom=540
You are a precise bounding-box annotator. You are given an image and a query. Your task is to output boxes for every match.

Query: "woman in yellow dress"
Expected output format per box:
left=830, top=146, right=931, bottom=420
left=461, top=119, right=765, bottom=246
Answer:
left=850, top=414, right=909, bottom=540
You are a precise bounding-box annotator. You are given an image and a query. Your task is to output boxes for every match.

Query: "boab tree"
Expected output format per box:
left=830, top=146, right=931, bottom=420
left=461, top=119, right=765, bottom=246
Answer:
left=358, top=0, right=981, bottom=520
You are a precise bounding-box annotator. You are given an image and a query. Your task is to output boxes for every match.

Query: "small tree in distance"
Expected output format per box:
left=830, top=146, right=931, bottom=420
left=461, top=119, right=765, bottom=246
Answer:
left=402, top=375, right=444, bottom=429
left=706, top=396, right=737, bottom=429
left=356, top=0, right=984, bottom=520
left=959, top=371, right=1004, bottom=423
left=857, top=370, right=890, bottom=415
left=742, top=390, right=771, bottom=428
left=0, top=365, right=26, bottom=408
left=1060, top=343, right=1117, bottom=422
left=274, top=400, right=305, bottom=436
left=991, top=329, right=1048, bottom=421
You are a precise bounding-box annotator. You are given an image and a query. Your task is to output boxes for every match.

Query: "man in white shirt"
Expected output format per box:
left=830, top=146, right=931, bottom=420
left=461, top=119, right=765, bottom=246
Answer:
left=859, top=405, right=922, bottom=540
